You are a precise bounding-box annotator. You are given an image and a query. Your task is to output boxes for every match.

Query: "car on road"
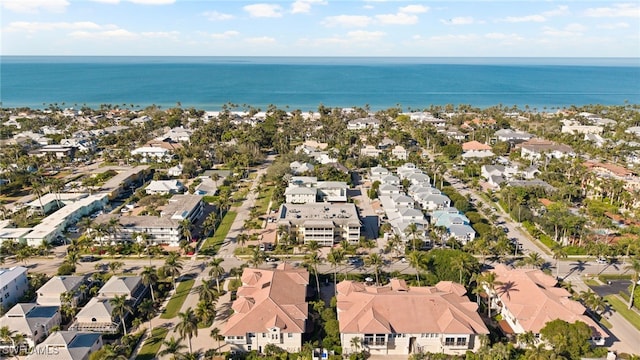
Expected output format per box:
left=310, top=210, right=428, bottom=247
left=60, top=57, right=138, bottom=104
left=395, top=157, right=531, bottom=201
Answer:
left=80, top=255, right=98, bottom=262
left=348, top=256, right=363, bottom=265
left=502, top=226, right=509, bottom=233
left=67, top=226, right=79, bottom=233
left=596, top=257, right=608, bottom=264
left=266, top=257, right=279, bottom=262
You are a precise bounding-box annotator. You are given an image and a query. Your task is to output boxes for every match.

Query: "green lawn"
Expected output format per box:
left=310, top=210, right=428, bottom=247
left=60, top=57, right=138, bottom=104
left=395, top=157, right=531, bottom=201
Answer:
left=584, top=279, right=600, bottom=287
left=255, top=186, right=274, bottom=215
left=604, top=295, right=640, bottom=331
left=160, top=279, right=195, bottom=319
left=201, top=211, right=237, bottom=251
left=135, top=327, right=168, bottom=360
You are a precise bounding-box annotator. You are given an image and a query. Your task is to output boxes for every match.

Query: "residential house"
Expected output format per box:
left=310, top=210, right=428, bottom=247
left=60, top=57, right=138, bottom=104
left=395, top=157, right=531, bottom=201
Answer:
left=347, top=117, right=380, bottom=131
left=37, top=276, right=86, bottom=307
left=69, top=298, right=118, bottom=333
left=159, top=127, right=193, bottom=143
left=417, top=194, right=451, bottom=212
left=0, top=304, right=61, bottom=349
left=277, top=203, right=361, bottom=246
left=443, top=129, right=467, bottom=141
left=391, top=145, right=408, bottom=160
left=130, top=146, right=170, bottom=162
left=97, top=276, right=147, bottom=305
left=285, top=186, right=317, bottom=204
left=560, top=120, right=603, bottom=135
left=194, top=177, right=218, bottom=196
left=380, top=175, right=400, bottom=187
left=167, top=164, right=183, bottom=177
left=488, top=264, right=606, bottom=346
left=378, top=184, right=403, bottom=197
left=519, top=139, right=574, bottom=160
left=584, top=134, right=606, bottom=148
left=494, top=129, right=533, bottom=143
left=337, top=279, right=489, bottom=356
left=0, top=267, right=29, bottom=310
left=360, top=145, right=382, bottom=158
left=144, top=180, right=185, bottom=195
left=290, top=161, right=315, bottom=175
left=462, top=141, right=492, bottom=152
left=316, top=182, right=348, bottom=202
left=447, top=224, right=476, bottom=244
left=370, top=166, right=391, bottom=182
left=26, top=331, right=103, bottom=360
left=223, top=264, right=310, bottom=354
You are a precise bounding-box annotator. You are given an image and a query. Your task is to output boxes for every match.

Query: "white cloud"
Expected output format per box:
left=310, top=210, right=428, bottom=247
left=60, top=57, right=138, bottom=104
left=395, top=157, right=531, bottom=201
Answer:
left=398, top=5, right=429, bottom=14
left=440, top=16, right=476, bottom=25
left=542, top=5, right=570, bottom=17
left=69, top=28, right=138, bottom=39
left=428, top=34, right=479, bottom=42
left=202, top=11, right=235, bottom=21
left=291, top=0, right=326, bottom=14
left=484, top=32, right=524, bottom=42
left=376, top=12, right=418, bottom=25
left=5, top=21, right=105, bottom=33
left=89, top=0, right=175, bottom=4
left=127, top=0, right=175, bottom=4
left=584, top=3, right=640, bottom=18
left=542, top=24, right=585, bottom=37
left=140, top=31, right=180, bottom=39
left=346, top=30, right=385, bottom=41
left=243, top=3, right=283, bottom=18
left=502, top=14, right=546, bottom=23
left=597, top=22, right=630, bottom=29
left=323, top=15, right=372, bottom=27
left=211, top=30, right=240, bottom=39
left=244, top=36, right=277, bottom=44
left=2, top=0, right=69, bottom=13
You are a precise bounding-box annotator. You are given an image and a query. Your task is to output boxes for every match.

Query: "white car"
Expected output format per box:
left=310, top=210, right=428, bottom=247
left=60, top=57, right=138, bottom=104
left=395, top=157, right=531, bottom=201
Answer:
left=596, top=257, right=608, bottom=264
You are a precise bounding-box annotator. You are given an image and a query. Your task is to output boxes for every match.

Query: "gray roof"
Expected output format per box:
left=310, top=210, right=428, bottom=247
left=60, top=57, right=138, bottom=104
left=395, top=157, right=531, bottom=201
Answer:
left=27, top=331, right=102, bottom=360
left=38, top=276, right=85, bottom=295
left=98, top=276, right=143, bottom=298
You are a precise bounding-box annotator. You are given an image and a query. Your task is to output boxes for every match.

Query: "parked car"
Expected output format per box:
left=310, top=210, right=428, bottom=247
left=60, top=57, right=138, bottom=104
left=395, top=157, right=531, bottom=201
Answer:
left=67, top=227, right=79, bottom=233
left=596, top=257, right=608, bottom=264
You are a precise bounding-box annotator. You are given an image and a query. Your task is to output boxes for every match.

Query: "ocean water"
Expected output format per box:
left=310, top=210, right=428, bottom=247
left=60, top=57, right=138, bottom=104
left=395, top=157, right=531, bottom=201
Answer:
left=1, top=56, right=639, bottom=111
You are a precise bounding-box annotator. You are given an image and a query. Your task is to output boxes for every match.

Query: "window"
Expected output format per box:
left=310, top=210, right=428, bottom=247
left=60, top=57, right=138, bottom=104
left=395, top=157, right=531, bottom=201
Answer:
left=363, top=334, right=374, bottom=345
left=444, top=337, right=455, bottom=346
left=374, top=334, right=385, bottom=346
left=456, top=338, right=467, bottom=346
left=288, top=333, right=293, bottom=338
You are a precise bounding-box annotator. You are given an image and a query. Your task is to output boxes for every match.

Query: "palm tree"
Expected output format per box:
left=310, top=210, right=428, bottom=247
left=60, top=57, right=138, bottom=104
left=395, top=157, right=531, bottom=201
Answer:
left=518, top=252, right=544, bottom=269
left=202, top=212, right=218, bottom=237
left=176, top=307, right=199, bottom=354
left=208, top=258, right=225, bottom=292
left=306, top=240, right=320, bottom=254
left=236, top=233, right=249, bottom=249
left=451, top=255, right=471, bottom=284
left=138, top=298, right=155, bottom=333
left=625, top=256, right=640, bottom=309
left=327, top=247, right=345, bottom=290
left=304, top=252, right=323, bottom=296
left=109, top=295, right=133, bottom=336
left=0, top=326, right=16, bottom=351
left=365, top=253, right=384, bottom=285
left=404, top=223, right=422, bottom=250
left=198, top=278, right=218, bottom=303
left=248, top=246, right=265, bottom=268
left=551, top=244, right=568, bottom=279
left=350, top=336, right=362, bottom=353
left=141, top=266, right=159, bottom=302
left=161, top=251, right=183, bottom=290
left=407, top=250, right=426, bottom=286
left=478, top=272, right=502, bottom=317
left=180, top=219, right=193, bottom=243
left=158, top=337, right=187, bottom=360
left=517, top=331, right=536, bottom=349
left=108, top=261, right=124, bottom=275
left=210, top=327, right=224, bottom=352
left=195, top=300, right=216, bottom=327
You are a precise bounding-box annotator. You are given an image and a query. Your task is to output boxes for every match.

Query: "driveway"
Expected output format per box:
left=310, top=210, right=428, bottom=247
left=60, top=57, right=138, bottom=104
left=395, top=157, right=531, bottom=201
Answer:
left=589, top=280, right=632, bottom=297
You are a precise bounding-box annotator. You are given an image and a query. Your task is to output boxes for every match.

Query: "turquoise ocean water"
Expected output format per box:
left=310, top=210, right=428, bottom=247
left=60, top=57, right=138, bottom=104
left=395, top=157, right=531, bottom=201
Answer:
left=1, top=56, right=639, bottom=111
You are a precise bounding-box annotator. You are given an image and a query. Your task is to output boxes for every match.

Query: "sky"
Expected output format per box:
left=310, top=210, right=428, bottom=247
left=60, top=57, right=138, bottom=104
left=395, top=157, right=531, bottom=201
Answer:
left=2, top=0, right=640, bottom=57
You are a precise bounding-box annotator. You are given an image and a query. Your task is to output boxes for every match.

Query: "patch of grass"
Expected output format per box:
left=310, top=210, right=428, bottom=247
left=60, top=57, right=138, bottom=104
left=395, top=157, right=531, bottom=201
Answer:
left=201, top=211, right=237, bottom=252
left=136, top=327, right=169, bottom=360
left=599, top=274, right=632, bottom=282
left=599, top=317, right=612, bottom=329
left=584, top=279, right=600, bottom=287
left=604, top=295, right=640, bottom=332
left=161, top=279, right=195, bottom=319
left=255, top=186, right=274, bottom=215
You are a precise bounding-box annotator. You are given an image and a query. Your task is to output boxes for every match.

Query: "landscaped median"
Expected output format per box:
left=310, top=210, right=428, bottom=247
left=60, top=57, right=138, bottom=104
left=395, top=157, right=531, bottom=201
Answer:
left=136, top=327, right=169, bottom=360
left=160, top=278, right=195, bottom=319
left=604, top=294, right=640, bottom=331
left=201, top=211, right=237, bottom=253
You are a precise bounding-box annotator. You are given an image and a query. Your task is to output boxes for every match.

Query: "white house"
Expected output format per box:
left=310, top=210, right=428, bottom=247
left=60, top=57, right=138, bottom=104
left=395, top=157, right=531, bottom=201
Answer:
left=391, top=145, right=408, bottom=160
left=0, top=267, right=29, bottom=310
left=0, top=304, right=61, bottom=349
left=144, top=180, right=185, bottom=195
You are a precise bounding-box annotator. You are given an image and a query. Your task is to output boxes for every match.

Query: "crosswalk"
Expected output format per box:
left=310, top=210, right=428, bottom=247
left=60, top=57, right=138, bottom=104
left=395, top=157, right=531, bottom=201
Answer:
left=215, top=254, right=235, bottom=259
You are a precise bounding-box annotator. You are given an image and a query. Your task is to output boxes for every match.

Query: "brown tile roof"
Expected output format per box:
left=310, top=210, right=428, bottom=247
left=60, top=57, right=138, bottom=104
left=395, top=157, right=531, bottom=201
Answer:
left=462, top=141, right=492, bottom=151
left=336, top=279, right=488, bottom=335
left=520, top=138, right=573, bottom=154
left=538, top=198, right=553, bottom=207
left=222, top=264, right=309, bottom=336
left=490, top=264, right=605, bottom=336
left=584, top=161, right=634, bottom=177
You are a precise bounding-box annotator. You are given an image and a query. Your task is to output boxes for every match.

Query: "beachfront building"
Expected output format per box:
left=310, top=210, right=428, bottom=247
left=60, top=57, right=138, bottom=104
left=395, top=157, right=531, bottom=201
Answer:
left=223, top=264, right=309, bottom=354
left=26, top=331, right=103, bottom=360
left=0, top=303, right=62, bottom=349
left=0, top=266, right=29, bottom=310
left=337, top=279, right=489, bottom=356
left=487, top=264, right=606, bottom=346
left=277, top=203, right=360, bottom=246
